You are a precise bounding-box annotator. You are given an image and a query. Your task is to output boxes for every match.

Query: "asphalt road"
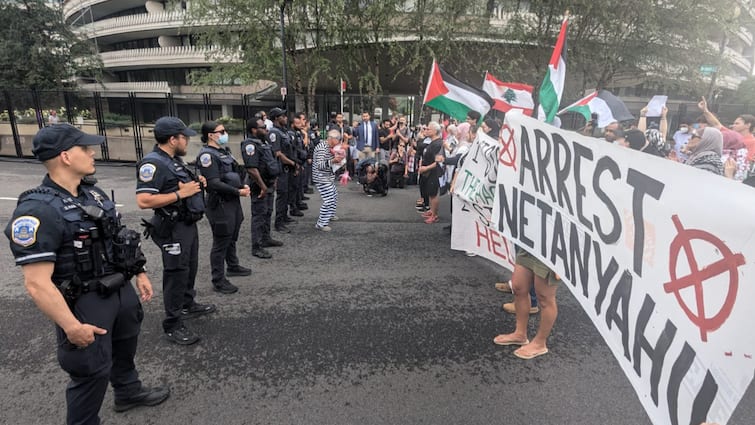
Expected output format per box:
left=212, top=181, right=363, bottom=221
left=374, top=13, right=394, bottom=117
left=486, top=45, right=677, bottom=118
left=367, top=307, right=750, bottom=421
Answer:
left=0, top=159, right=752, bottom=425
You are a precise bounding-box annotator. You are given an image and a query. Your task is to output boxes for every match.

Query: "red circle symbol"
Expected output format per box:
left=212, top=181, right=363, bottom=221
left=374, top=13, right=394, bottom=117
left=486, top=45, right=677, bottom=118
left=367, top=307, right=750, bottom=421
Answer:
left=663, top=215, right=745, bottom=342
left=498, top=124, right=517, bottom=170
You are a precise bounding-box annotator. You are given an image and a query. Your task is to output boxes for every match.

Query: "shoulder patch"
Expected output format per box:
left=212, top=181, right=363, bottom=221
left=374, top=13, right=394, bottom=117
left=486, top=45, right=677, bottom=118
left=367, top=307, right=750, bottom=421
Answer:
left=199, top=153, right=212, bottom=167
left=269, top=133, right=277, bottom=143
left=245, top=143, right=256, bottom=156
left=139, top=163, right=156, bottom=182
left=12, top=216, right=40, bottom=247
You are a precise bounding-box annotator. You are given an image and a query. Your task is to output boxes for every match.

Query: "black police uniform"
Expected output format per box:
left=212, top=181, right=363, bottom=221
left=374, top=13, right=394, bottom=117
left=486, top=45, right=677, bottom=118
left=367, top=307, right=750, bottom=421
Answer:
left=5, top=176, right=156, bottom=425
left=240, top=136, right=277, bottom=251
left=136, top=146, right=207, bottom=334
left=269, top=124, right=293, bottom=229
left=196, top=145, right=247, bottom=289
left=289, top=128, right=306, bottom=214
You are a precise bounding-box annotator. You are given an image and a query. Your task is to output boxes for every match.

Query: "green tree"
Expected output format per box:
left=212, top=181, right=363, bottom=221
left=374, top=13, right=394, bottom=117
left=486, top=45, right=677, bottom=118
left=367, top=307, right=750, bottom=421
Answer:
left=0, top=0, right=100, bottom=90
left=731, top=76, right=755, bottom=105
left=186, top=0, right=743, bottom=105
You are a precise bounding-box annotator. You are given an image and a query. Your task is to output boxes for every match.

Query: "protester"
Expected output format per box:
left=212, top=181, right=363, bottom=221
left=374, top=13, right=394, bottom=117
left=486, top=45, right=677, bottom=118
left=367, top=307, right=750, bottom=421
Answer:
left=684, top=127, right=724, bottom=175
left=672, top=121, right=692, bottom=162
left=389, top=142, right=407, bottom=188
left=418, top=122, right=444, bottom=224
left=697, top=97, right=745, bottom=151
left=312, top=129, right=345, bottom=232
left=493, top=250, right=560, bottom=359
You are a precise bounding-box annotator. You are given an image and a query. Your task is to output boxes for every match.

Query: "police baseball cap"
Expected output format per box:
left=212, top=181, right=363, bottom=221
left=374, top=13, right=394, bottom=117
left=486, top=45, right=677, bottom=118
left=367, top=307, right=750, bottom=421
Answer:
left=269, top=108, right=287, bottom=119
left=153, top=116, right=197, bottom=139
left=32, top=124, right=105, bottom=162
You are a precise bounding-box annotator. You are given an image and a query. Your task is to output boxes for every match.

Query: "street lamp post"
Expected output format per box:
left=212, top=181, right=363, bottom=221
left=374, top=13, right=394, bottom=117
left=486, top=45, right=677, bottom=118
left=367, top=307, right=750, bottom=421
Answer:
left=279, top=0, right=292, bottom=108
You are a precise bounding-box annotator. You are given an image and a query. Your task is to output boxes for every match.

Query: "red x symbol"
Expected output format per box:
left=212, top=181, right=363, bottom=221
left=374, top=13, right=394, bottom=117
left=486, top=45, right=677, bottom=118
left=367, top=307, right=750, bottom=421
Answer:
left=498, top=124, right=517, bottom=171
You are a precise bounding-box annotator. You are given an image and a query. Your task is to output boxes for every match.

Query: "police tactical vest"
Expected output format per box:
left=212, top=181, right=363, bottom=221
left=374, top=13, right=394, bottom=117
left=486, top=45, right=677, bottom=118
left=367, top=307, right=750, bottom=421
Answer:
left=18, top=185, right=117, bottom=285
left=198, top=146, right=242, bottom=192
left=270, top=126, right=294, bottom=159
left=142, top=150, right=205, bottom=214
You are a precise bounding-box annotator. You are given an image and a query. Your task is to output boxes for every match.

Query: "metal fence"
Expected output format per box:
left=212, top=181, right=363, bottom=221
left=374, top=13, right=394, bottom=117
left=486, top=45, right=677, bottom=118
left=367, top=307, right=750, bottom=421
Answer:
left=0, top=89, right=424, bottom=163
left=1, top=88, right=751, bottom=163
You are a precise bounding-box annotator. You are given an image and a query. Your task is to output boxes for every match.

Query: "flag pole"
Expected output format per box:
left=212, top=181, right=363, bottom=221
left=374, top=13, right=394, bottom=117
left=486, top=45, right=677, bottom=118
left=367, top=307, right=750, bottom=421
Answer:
left=340, top=79, right=344, bottom=114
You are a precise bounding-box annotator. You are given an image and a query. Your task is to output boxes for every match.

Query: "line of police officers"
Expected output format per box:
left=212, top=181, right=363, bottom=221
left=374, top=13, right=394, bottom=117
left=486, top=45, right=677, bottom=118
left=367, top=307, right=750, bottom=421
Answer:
left=4, top=108, right=316, bottom=424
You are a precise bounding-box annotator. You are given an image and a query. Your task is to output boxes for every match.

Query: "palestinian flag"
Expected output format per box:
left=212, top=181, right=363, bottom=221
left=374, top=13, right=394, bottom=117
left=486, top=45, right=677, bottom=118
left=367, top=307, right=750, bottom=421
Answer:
left=559, top=89, right=634, bottom=128
left=537, top=16, right=569, bottom=124
left=423, top=60, right=493, bottom=122
left=482, top=73, right=534, bottom=116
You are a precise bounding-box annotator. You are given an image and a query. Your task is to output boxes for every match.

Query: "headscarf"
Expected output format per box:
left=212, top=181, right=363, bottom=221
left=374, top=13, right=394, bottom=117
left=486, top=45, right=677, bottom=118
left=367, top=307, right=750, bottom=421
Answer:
left=687, top=127, right=723, bottom=164
left=456, top=122, right=471, bottom=143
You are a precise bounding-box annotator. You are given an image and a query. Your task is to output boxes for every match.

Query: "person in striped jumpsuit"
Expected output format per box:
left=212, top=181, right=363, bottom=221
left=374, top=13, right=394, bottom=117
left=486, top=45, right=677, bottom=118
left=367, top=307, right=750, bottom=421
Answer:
left=312, top=129, right=346, bottom=231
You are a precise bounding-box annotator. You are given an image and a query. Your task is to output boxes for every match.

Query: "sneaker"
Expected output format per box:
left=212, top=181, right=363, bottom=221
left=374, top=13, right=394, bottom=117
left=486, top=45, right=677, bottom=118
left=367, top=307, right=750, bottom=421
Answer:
left=502, top=302, right=539, bottom=315
left=298, top=203, right=309, bottom=210
left=290, top=210, right=304, bottom=217
left=261, top=239, right=284, bottom=247
left=114, top=386, right=171, bottom=412
left=213, top=280, right=238, bottom=294
left=330, top=215, right=339, bottom=221
left=316, top=225, right=332, bottom=232
left=180, top=303, right=217, bottom=319
left=495, top=282, right=512, bottom=293
left=416, top=206, right=430, bottom=213
left=252, top=248, right=273, bottom=259
left=226, top=265, right=251, bottom=277
left=165, top=326, right=200, bottom=345
left=283, top=217, right=298, bottom=224
left=275, top=225, right=291, bottom=233
left=424, top=214, right=439, bottom=224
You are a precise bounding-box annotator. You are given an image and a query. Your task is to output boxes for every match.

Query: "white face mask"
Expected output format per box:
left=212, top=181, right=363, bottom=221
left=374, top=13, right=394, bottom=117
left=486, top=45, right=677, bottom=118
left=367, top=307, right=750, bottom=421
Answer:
left=679, top=127, right=688, bottom=133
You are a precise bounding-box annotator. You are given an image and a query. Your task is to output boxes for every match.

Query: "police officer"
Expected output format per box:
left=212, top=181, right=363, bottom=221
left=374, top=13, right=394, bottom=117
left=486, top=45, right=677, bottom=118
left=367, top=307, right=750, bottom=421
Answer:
left=136, top=117, right=215, bottom=346
left=197, top=121, right=252, bottom=293
left=268, top=108, right=298, bottom=233
left=4, top=124, right=170, bottom=425
left=289, top=112, right=309, bottom=215
left=241, top=118, right=284, bottom=259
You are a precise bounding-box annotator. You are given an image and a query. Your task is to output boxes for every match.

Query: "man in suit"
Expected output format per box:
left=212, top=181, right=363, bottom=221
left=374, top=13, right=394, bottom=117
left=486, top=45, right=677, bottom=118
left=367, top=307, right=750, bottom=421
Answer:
left=354, top=111, right=379, bottom=161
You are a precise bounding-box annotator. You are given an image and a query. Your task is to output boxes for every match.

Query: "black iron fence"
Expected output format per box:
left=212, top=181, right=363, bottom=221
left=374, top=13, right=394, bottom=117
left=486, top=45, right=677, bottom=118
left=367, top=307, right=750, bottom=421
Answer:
left=1, top=88, right=751, bottom=163
left=0, top=89, right=424, bottom=163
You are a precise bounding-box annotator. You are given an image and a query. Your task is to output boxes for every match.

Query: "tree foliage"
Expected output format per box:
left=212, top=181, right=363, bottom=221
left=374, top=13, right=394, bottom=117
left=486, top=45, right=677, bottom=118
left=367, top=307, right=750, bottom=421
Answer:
left=187, top=0, right=744, bottom=102
left=0, top=0, right=100, bottom=90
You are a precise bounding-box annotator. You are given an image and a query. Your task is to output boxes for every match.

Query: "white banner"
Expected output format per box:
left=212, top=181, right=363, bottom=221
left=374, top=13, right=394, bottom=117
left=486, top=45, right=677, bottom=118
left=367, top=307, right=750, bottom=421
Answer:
left=451, top=133, right=516, bottom=268
left=491, top=111, right=755, bottom=425
left=451, top=198, right=516, bottom=269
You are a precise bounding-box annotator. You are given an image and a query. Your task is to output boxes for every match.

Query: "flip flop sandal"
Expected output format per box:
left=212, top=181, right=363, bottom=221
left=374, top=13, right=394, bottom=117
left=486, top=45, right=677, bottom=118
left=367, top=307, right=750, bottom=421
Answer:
left=513, top=347, right=549, bottom=360
left=493, top=336, right=530, bottom=346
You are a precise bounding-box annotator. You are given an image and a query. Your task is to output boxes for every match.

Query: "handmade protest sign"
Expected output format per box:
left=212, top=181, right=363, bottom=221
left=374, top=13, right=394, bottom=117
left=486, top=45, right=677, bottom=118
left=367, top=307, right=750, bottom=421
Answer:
left=451, top=132, right=516, bottom=268
left=491, top=111, right=755, bottom=425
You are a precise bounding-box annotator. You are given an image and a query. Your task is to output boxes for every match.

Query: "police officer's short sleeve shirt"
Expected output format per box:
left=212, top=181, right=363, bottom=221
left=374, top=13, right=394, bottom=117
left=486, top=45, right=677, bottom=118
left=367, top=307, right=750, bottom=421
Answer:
left=269, top=131, right=282, bottom=154
left=136, top=147, right=177, bottom=195
left=197, top=147, right=223, bottom=180
left=241, top=139, right=261, bottom=169
left=5, top=183, right=67, bottom=265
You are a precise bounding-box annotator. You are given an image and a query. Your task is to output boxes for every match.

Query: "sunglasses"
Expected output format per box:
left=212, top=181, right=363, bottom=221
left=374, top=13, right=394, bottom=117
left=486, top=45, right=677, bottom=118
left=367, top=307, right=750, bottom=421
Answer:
left=212, top=129, right=227, bottom=134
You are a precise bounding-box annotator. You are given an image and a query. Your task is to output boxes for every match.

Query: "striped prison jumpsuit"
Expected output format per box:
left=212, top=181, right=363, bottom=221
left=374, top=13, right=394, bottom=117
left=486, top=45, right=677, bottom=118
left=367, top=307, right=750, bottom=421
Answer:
left=312, top=142, right=339, bottom=227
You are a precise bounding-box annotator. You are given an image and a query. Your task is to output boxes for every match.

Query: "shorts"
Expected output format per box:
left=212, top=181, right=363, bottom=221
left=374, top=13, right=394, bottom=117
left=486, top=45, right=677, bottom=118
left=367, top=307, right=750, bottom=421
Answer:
left=515, top=250, right=561, bottom=286
left=419, top=174, right=439, bottom=197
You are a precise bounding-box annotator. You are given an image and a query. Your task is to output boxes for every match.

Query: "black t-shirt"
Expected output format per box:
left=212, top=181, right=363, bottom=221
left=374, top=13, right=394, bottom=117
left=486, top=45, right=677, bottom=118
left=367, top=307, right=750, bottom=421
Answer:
left=421, top=138, right=444, bottom=179
left=378, top=128, right=393, bottom=150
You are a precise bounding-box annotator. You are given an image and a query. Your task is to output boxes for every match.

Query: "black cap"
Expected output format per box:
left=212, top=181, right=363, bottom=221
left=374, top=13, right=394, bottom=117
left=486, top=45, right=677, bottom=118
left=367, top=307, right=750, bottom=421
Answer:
left=153, top=116, right=197, bottom=139
left=269, top=108, right=286, bottom=119
left=32, top=124, right=105, bottom=162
